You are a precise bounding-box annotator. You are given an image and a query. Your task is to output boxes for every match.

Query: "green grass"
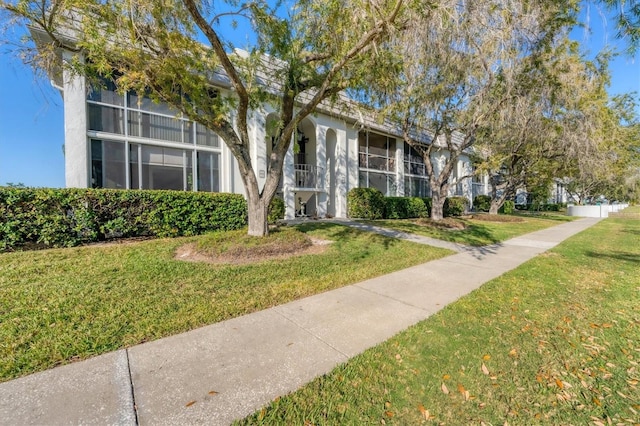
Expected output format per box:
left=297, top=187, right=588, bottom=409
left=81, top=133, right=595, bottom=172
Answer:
left=362, top=213, right=575, bottom=246
left=238, top=217, right=640, bottom=425
left=0, top=223, right=452, bottom=382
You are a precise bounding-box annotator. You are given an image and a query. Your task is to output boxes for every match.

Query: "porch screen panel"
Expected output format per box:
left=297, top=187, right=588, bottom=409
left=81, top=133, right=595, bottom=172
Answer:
left=141, top=146, right=185, bottom=190
left=90, top=139, right=126, bottom=189
left=88, top=104, right=124, bottom=134
left=197, top=152, right=220, bottom=192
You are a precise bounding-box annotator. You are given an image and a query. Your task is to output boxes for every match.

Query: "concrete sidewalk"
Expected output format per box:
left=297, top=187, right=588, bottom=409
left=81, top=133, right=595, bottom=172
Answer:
left=0, top=217, right=601, bottom=425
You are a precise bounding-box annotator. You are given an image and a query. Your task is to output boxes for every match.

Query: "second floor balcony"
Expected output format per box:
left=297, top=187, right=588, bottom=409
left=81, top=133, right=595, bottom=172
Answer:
left=294, top=164, right=323, bottom=189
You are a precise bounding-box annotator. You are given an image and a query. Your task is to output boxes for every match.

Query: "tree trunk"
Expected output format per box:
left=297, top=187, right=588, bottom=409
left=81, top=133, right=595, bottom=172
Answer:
left=488, top=200, right=501, bottom=215
left=246, top=189, right=269, bottom=237
left=431, top=192, right=445, bottom=221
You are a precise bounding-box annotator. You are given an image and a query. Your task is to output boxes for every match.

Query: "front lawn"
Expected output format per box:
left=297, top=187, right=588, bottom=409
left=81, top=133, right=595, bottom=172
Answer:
left=362, top=213, right=575, bottom=246
left=0, top=223, right=452, bottom=382
left=239, top=217, right=640, bottom=425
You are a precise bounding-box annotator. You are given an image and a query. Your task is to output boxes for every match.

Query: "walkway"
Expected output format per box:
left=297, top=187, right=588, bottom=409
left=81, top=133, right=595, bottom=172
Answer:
left=0, top=218, right=601, bottom=425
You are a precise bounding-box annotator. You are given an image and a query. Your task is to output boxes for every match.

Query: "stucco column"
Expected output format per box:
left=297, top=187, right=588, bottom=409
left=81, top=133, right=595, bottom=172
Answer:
left=283, top=136, right=296, bottom=220
left=395, top=138, right=404, bottom=196
left=316, top=126, right=327, bottom=218
left=62, top=51, right=88, bottom=188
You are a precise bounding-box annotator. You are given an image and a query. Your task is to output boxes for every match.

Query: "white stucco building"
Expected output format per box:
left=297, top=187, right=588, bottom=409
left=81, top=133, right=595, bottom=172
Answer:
left=54, top=49, right=475, bottom=219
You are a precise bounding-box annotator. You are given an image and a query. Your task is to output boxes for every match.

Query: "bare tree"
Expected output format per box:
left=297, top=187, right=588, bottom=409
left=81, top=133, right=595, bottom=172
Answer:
left=372, top=0, right=559, bottom=220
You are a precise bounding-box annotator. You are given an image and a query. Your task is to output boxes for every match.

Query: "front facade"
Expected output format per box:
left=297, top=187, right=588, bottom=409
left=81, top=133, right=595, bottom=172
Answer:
left=59, top=52, right=476, bottom=219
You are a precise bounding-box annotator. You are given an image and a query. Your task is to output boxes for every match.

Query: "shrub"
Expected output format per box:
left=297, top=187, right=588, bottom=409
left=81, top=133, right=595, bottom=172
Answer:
left=347, top=188, right=385, bottom=219
left=444, top=197, right=468, bottom=217
left=407, top=197, right=429, bottom=218
left=473, top=195, right=491, bottom=212
left=0, top=188, right=247, bottom=251
left=268, top=197, right=285, bottom=223
left=421, top=197, right=432, bottom=217
left=384, top=197, right=428, bottom=219
left=500, top=200, right=515, bottom=214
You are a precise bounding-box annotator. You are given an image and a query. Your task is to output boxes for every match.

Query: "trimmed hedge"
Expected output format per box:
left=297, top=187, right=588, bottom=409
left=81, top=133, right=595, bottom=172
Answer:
left=444, top=196, right=468, bottom=217
left=0, top=188, right=247, bottom=251
left=499, top=200, right=515, bottom=214
left=385, top=197, right=429, bottom=219
left=473, top=195, right=491, bottom=212
left=268, top=197, right=285, bottom=223
left=348, top=188, right=386, bottom=219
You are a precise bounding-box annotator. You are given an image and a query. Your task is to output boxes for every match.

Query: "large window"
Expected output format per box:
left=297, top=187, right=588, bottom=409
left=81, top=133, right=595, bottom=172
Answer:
left=403, top=142, right=429, bottom=197
left=358, top=131, right=397, bottom=196
left=87, top=77, right=222, bottom=192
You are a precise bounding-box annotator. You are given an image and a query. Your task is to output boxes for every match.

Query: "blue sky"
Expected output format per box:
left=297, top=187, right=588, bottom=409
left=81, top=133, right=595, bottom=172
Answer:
left=0, top=5, right=638, bottom=188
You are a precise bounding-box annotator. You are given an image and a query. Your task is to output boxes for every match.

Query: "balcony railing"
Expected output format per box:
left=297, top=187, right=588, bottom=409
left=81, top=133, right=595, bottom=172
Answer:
left=294, top=164, right=322, bottom=189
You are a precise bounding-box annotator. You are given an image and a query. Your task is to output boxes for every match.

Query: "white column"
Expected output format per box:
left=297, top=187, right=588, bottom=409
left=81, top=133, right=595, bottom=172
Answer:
left=283, top=136, right=296, bottom=219
left=316, top=126, right=328, bottom=218
left=395, top=138, right=404, bottom=196
left=62, top=51, right=88, bottom=188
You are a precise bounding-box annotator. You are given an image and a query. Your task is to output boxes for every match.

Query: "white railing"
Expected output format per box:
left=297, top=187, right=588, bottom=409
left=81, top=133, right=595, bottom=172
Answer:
left=294, top=164, right=322, bottom=189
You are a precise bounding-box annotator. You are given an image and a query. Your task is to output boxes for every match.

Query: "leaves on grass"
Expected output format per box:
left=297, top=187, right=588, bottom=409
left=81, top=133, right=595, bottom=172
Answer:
left=417, top=404, right=431, bottom=420
left=481, top=363, right=490, bottom=375
left=441, top=383, right=450, bottom=394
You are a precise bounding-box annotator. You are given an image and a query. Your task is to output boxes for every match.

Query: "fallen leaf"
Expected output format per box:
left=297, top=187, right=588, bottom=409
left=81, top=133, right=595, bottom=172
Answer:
left=418, top=404, right=429, bottom=420
left=481, top=363, right=490, bottom=375
left=464, top=390, right=470, bottom=401
left=555, top=378, right=564, bottom=389
left=602, top=323, right=613, bottom=328
left=443, top=374, right=451, bottom=380
left=441, top=383, right=450, bottom=394
left=508, top=349, right=517, bottom=357
left=593, top=397, right=601, bottom=406
left=185, top=400, right=196, bottom=407
left=208, top=390, right=218, bottom=396
left=385, top=401, right=391, bottom=409
left=483, top=354, right=491, bottom=361
left=384, top=410, right=394, bottom=418
left=457, top=383, right=466, bottom=394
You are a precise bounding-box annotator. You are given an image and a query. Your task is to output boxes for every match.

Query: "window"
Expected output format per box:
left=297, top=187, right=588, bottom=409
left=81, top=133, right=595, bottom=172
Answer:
left=88, top=104, right=124, bottom=134
left=128, top=111, right=186, bottom=143
left=197, top=152, right=220, bottom=192
left=91, top=139, right=126, bottom=189
left=358, top=131, right=396, bottom=172
left=87, top=79, right=124, bottom=106
left=86, top=77, right=223, bottom=193
left=196, top=124, right=219, bottom=147
left=404, top=176, right=431, bottom=198
left=404, top=143, right=427, bottom=176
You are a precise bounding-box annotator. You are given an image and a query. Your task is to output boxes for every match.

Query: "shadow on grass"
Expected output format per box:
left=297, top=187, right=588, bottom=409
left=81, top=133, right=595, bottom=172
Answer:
left=585, top=250, right=640, bottom=264
left=296, top=220, right=503, bottom=260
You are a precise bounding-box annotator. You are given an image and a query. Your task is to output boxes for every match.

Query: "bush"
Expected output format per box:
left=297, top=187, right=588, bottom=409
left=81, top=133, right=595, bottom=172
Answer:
left=500, top=200, right=515, bottom=214
left=421, top=197, right=432, bottom=217
left=347, top=188, right=385, bottom=219
left=0, top=188, right=247, bottom=251
left=384, top=197, right=428, bottom=219
left=444, top=197, right=468, bottom=217
left=473, top=195, right=491, bottom=212
left=268, top=197, right=285, bottom=223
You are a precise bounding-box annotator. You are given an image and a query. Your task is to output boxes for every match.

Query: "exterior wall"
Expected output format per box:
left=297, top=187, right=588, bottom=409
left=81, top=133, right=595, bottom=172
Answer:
left=63, top=52, right=88, bottom=188
left=58, top=61, right=476, bottom=220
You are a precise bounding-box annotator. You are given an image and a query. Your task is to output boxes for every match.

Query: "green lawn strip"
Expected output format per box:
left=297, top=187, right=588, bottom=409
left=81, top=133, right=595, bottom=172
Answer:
left=238, top=218, right=640, bottom=425
left=361, top=214, right=575, bottom=246
left=0, top=223, right=451, bottom=382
